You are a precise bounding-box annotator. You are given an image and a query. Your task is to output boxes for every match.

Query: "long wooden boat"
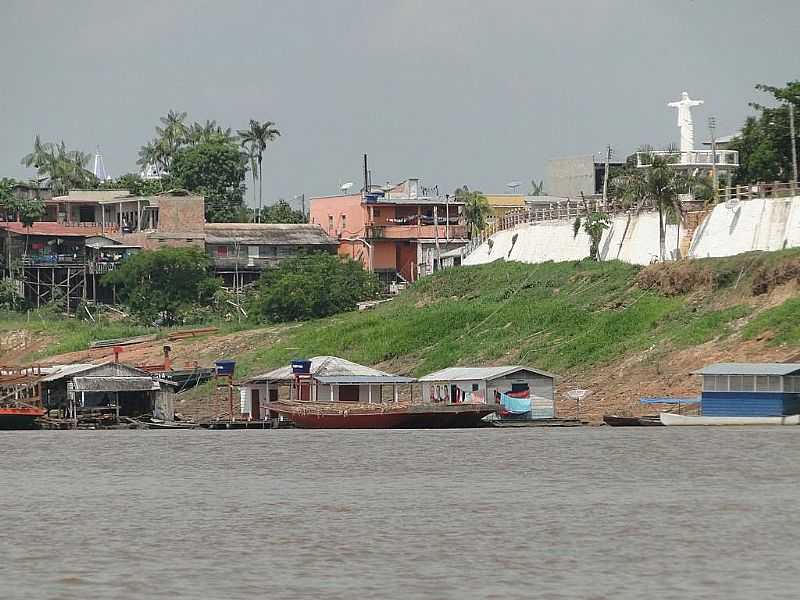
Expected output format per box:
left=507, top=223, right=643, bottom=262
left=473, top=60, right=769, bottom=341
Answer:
left=0, top=406, right=46, bottom=430
left=603, top=414, right=664, bottom=427
left=267, top=401, right=497, bottom=429
left=660, top=413, right=800, bottom=426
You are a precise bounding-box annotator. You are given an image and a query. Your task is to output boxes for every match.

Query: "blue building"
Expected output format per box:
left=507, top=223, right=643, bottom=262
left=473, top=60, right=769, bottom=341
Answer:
left=695, top=363, right=800, bottom=417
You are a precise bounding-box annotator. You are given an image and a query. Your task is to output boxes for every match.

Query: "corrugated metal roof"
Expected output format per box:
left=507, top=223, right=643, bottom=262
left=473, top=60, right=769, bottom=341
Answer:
left=315, top=375, right=416, bottom=385
left=73, top=376, right=159, bottom=392
left=693, top=363, right=800, bottom=376
left=419, top=365, right=556, bottom=382
left=247, top=356, right=404, bottom=383
left=204, top=223, right=337, bottom=246
left=39, top=364, right=99, bottom=382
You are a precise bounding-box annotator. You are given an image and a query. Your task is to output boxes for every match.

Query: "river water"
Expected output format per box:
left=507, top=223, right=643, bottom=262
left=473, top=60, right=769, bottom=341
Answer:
left=1, top=428, right=799, bottom=599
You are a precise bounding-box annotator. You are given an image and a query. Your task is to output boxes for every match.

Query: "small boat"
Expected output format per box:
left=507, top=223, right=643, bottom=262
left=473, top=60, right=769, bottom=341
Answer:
left=267, top=401, right=497, bottom=429
left=140, top=419, right=198, bottom=430
left=0, top=405, right=46, bottom=430
left=491, top=418, right=581, bottom=427
left=603, top=414, right=663, bottom=426
left=660, top=413, right=800, bottom=426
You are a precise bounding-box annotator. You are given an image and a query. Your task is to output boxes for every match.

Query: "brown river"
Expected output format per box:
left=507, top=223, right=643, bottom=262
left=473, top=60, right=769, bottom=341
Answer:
left=1, top=427, right=799, bottom=599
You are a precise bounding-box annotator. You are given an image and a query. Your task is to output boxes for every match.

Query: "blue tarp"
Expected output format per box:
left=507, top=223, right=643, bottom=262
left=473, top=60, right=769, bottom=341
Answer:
left=639, top=397, right=699, bottom=404
left=500, top=392, right=531, bottom=414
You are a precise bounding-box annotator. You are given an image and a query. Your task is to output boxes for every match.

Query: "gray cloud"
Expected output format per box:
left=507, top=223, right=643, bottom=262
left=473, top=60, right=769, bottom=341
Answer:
left=2, top=0, right=798, bottom=205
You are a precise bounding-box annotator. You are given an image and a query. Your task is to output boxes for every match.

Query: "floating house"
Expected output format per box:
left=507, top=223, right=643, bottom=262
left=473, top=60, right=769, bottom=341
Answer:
left=39, top=362, right=178, bottom=420
left=242, top=356, right=416, bottom=419
left=418, top=366, right=556, bottom=419
left=695, top=363, right=800, bottom=416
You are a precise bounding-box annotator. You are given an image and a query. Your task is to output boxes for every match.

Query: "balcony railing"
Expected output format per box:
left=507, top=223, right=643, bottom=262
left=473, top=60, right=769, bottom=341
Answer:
left=636, top=150, right=739, bottom=168
left=366, top=224, right=467, bottom=240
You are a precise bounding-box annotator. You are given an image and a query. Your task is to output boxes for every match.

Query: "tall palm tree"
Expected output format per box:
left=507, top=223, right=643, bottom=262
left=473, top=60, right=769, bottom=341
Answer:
left=455, top=185, right=490, bottom=238
left=610, top=155, right=694, bottom=261
left=155, top=110, right=188, bottom=167
left=237, top=119, right=280, bottom=222
left=20, top=135, right=53, bottom=172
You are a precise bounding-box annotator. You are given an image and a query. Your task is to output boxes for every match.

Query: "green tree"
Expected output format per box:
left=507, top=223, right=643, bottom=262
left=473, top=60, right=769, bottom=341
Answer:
left=260, top=199, right=305, bottom=223
left=250, top=253, right=379, bottom=322
left=455, top=185, right=490, bottom=238
left=237, top=119, right=280, bottom=222
left=728, top=80, right=800, bottom=184
left=572, top=210, right=611, bottom=261
left=20, top=137, right=96, bottom=194
left=102, top=247, right=220, bottom=325
left=610, top=155, right=696, bottom=261
left=170, top=136, right=249, bottom=222
left=101, top=173, right=164, bottom=196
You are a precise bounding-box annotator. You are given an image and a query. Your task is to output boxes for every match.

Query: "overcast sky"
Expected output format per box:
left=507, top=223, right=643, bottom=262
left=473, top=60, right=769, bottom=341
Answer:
left=2, top=0, right=798, bottom=206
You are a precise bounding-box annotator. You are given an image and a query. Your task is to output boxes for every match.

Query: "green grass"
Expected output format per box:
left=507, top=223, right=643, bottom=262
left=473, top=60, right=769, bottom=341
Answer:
left=5, top=249, right=800, bottom=378
left=742, top=298, right=800, bottom=345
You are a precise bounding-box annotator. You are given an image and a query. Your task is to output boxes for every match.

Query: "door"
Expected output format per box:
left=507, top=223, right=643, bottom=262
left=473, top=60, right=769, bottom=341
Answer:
left=338, top=385, right=359, bottom=402
left=250, top=388, right=260, bottom=420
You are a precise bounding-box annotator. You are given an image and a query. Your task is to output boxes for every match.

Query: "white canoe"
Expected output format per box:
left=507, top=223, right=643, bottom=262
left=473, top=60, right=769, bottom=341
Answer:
left=660, top=413, right=800, bottom=426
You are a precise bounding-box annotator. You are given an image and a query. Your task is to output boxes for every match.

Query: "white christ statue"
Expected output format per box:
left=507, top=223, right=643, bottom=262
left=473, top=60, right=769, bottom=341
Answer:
left=668, top=91, right=704, bottom=156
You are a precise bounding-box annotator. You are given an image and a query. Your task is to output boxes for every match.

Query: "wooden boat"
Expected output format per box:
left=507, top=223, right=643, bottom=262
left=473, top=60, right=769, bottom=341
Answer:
left=0, top=405, right=46, bottom=430
left=491, top=418, right=581, bottom=427
left=267, top=401, right=497, bottom=429
left=660, top=412, right=800, bottom=426
left=603, top=414, right=664, bottom=426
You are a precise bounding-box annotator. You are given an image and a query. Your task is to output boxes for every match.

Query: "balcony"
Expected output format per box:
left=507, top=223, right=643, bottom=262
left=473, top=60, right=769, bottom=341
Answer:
left=210, top=256, right=282, bottom=271
left=365, top=224, right=467, bottom=240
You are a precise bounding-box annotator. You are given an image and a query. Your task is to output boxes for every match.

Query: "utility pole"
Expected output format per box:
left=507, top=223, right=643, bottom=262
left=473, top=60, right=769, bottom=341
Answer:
left=789, top=102, right=798, bottom=194
left=602, top=145, right=612, bottom=208
left=708, top=116, right=718, bottom=203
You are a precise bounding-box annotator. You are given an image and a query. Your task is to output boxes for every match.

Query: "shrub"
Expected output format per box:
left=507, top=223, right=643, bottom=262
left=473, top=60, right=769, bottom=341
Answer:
left=250, top=253, right=379, bottom=322
left=102, top=247, right=220, bottom=325
left=635, top=262, right=715, bottom=296
left=0, top=279, right=25, bottom=311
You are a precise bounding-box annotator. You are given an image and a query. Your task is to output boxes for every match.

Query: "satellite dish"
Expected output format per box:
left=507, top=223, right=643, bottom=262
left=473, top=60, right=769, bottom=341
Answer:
left=724, top=198, right=740, bottom=211
left=564, top=389, right=591, bottom=402
left=340, top=182, right=354, bottom=192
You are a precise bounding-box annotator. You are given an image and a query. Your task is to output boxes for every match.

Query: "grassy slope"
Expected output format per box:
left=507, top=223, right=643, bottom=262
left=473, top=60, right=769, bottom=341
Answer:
left=4, top=249, right=800, bottom=388
left=229, top=249, right=800, bottom=380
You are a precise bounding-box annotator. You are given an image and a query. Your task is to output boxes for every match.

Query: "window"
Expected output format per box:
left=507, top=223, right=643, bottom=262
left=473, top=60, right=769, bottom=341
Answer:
left=756, top=375, right=770, bottom=392
left=729, top=375, right=743, bottom=391
left=741, top=376, right=754, bottom=392
left=374, top=208, right=381, bottom=217
left=341, top=214, right=347, bottom=231
left=769, top=376, right=781, bottom=392
left=215, top=246, right=228, bottom=257
left=472, top=383, right=479, bottom=392
left=328, top=215, right=334, bottom=231
left=704, top=375, right=716, bottom=391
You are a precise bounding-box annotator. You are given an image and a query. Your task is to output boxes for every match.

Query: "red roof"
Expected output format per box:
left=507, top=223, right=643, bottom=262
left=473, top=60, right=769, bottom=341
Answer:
left=0, top=222, right=106, bottom=238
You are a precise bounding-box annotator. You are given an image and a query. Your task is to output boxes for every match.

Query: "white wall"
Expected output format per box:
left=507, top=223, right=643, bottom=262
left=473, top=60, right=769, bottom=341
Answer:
left=690, top=196, right=800, bottom=258
left=463, top=211, right=679, bottom=267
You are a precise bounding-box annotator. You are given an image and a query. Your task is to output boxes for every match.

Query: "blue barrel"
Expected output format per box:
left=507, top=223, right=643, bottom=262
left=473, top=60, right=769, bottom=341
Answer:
left=291, top=359, right=311, bottom=374
left=215, top=360, right=236, bottom=375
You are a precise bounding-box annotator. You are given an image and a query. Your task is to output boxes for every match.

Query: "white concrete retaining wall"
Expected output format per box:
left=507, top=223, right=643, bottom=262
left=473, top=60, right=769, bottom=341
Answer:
left=463, top=211, right=680, bottom=267
left=689, top=196, right=800, bottom=258
left=463, top=196, right=800, bottom=267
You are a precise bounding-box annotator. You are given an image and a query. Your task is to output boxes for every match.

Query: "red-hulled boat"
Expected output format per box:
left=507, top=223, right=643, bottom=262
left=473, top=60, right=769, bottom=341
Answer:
left=0, top=405, right=46, bottom=430
left=268, top=401, right=497, bottom=429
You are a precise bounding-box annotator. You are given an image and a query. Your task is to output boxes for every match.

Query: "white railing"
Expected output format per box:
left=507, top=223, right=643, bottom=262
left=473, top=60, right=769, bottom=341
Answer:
left=636, top=150, right=739, bottom=168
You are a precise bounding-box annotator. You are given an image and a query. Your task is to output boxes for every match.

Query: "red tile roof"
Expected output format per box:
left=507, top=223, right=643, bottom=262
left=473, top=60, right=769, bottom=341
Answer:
left=0, top=222, right=106, bottom=237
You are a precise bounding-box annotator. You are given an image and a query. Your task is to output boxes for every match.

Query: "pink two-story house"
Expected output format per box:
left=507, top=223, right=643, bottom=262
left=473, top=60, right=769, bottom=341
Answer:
left=309, top=178, right=467, bottom=284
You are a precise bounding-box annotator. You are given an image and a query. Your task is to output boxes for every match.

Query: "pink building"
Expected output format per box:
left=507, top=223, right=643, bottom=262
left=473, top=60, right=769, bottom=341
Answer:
left=309, top=178, right=467, bottom=283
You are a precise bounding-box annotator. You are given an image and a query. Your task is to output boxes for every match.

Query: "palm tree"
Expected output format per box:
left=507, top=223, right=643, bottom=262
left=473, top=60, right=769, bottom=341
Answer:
left=455, top=185, right=490, bottom=238
left=241, top=141, right=259, bottom=222
left=155, top=110, right=188, bottom=167
left=237, top=119, right=280, bottom=222
left=20, top=135, right=53, bottom=172
left=610, top=155, right=695, bottom=261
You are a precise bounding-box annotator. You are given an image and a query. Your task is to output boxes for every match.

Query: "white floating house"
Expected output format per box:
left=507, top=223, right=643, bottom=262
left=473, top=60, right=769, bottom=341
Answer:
left=418, top=366, right=556, bottom=419
left=242, top=356, right=416, bottom=419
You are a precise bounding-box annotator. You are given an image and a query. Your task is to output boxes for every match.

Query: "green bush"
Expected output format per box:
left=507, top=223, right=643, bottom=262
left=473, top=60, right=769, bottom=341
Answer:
left=102, top=247, right=221, bottom=325
left=250, top=253, right=379, bottom=322
left=0, top=279, right=26, bottom=311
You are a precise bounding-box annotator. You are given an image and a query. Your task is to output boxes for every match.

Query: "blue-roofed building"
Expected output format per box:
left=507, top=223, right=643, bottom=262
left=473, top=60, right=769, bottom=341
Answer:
left=695, top=363, right=800, bottom=417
